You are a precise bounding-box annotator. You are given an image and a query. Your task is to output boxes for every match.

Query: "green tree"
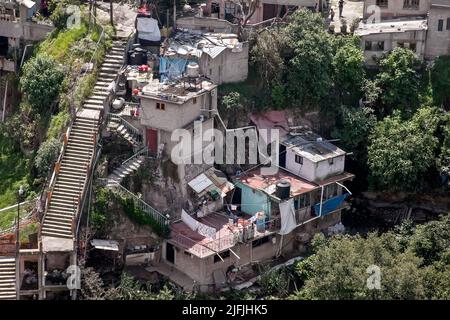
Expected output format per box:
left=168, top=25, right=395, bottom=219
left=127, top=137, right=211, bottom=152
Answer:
left=332, top=106, right=377, bottom=165
left=375, top=48, right=422, bottom=116
left=286, top=10, right=334, bottom=111
left=332, top=37, right=366, bottom=105
left=292, top=232, right=426, bottom=300
left=34, top=138, right=61, bottom=176
left=367, top=107, right=440, bottom=191
left=430, top=55, right=450, bottom=109
left=20, top=55, right=64, bottom=113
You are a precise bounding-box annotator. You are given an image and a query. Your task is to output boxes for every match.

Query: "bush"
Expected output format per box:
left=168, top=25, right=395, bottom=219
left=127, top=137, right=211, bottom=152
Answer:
left=20, top=55, right=64, bottom=113
left=34, top=138, right=61, bottom=176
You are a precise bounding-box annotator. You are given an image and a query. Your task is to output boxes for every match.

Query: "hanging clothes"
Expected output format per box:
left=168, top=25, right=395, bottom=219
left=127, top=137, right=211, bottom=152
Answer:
left=278, top=198, right=297, bottom=235
left=181, top=209, right=199, bottom=232
left=197, top=222, right=217, bottom=239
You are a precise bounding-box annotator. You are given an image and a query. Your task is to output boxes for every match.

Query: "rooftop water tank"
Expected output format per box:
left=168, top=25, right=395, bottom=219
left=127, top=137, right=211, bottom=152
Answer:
left=186, top=62, right=199, bottom=78
left=276, top=180, right=291, bottom=200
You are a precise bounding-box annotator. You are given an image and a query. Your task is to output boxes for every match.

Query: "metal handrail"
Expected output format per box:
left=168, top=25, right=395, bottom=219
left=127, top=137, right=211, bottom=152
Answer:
left=122, top=146, right=148, bottom=166
left=108, top=181, right=169, bottom=226
left=40, top=9, right=106, bottom=238
left=108, top=113, right=143, bottom=142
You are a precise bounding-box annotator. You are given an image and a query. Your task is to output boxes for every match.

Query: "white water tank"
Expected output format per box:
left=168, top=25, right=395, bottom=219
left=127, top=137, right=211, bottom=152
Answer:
left=186, top=62, right=199, bottom=78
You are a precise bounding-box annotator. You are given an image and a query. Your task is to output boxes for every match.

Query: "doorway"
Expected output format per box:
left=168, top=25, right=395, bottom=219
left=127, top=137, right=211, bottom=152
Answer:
left=166, top=242, right=175, bottom=264
left=145, top=128, right=158, bottom=154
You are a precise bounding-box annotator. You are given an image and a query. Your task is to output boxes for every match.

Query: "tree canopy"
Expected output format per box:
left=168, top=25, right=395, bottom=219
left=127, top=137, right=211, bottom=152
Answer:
left=367, top=107, right=442, bottom=191
left=20, top=55, right=65, bottom=113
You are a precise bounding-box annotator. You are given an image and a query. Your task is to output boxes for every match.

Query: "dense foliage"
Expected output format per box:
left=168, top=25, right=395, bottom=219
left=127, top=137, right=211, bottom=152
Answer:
left=291, top=216, right=450, bottom=300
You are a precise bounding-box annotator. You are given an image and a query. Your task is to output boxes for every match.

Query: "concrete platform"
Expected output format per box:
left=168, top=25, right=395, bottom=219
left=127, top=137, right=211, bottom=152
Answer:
left=41, top=236, right=74, bottom=253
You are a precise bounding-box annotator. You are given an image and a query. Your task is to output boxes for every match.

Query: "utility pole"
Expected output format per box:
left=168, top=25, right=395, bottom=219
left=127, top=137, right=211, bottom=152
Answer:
left=173, top=0, right=176, bottom=29
left=110, top=0, right=114, bottom=26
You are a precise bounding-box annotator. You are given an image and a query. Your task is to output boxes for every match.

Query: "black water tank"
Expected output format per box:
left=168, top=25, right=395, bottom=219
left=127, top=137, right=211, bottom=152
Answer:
left=276, top=180, right=291, bottom=200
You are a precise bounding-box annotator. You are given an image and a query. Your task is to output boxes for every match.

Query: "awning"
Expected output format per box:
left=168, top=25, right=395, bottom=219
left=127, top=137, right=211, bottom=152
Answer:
left=90, top=239, right=119, bottom=251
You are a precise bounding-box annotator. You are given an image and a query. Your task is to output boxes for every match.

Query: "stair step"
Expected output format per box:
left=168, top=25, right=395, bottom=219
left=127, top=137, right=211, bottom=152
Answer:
left=46, top=209, right=75, bottom=219
left=84, top=104, right=104, bottom=111
left=41, top=229, right=72, bottom=239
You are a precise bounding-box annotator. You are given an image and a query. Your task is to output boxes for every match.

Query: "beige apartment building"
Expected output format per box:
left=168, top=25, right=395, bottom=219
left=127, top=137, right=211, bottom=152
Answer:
left=356, top=0, right=450, bottom=65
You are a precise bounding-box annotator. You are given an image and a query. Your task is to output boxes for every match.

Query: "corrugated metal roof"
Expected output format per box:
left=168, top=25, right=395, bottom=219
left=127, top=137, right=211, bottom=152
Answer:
left=188, top=173, right=213, bottom=193
left=202, top=45, right=227, bottom=59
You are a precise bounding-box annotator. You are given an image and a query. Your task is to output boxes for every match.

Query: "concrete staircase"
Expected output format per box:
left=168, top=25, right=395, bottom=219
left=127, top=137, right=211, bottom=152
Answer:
left=0, top=257, right=16, bottom=300
left=40, top=41, right=127, bottom=245
left=107, top=114, right=143, bottom=146
left=84, top=41, right=126, bottom=112
left=41, top=115, right=99, bottom=240
left=106, top=156, right=145, bottom=187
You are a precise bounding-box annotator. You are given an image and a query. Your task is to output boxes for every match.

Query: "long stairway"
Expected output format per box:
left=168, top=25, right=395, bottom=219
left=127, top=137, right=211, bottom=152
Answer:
left=0, top=257, right=16, bottom=300
left=40, top=41, right=127, bottom=249
left=41, top=115, right=98, bottom=240
left=84, top=41, right=126, bottom=112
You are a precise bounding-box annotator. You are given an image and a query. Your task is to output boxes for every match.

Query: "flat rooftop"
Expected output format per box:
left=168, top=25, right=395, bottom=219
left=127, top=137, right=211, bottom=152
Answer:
left=139, top=76, right=216, bottom=104
left=282, top=131, right=346, bottom=162
left=235, top=166, right=319, bottom=198
left=169, top=212, right=274, bottom=258
left=355, top=18, right=428, bottom=36
left=162, top=30, right=244, bottom=60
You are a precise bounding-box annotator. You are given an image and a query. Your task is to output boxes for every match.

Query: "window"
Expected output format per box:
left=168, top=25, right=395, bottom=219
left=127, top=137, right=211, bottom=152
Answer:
left=324, top=184, right=338, bottom=200
left=447, top=18, right=450, bottom=30
left=365, top=41, right=373, bottom=51
left=410, top=43, right=417, bottom=52
left=295, top=154, right=303, bottom=165
left=328, top=158, right=334, bottom=165
left=438, top=19, right=444, bottom=31
left=376, top=0, right=388, bottom=7
left=214, top=250, right=231, bottom=263
left=377, top=41, right=385, bottom=51
left=193, top=97, right=197, bottom=104
left=297, top=193, right=310, bottom=209
left=397, top=42, right=405, bottom=48
left=403, top=0, right=419, bottom=9
left=156, top=102, right=165, bottom=110
left=252, top=236, right=270, bottom=248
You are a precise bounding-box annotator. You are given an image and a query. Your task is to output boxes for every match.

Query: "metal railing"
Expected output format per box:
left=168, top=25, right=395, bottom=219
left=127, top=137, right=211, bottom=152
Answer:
left=122, top=146, right=149, bottom=166
left=107, top=113, right=143, bottom=143
left=107, top=181, right=169, bottom=229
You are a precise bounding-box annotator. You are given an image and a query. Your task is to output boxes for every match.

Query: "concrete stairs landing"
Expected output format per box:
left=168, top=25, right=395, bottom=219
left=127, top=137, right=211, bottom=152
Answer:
left=0, top=257, right=16, bottom=300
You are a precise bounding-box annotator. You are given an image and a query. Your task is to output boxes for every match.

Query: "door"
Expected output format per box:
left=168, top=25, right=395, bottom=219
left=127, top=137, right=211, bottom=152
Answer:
left=166, top=242, right=175, bottom=264
left=146, top=128, right=158, bottom=154
left=279, top=144, right=286, bottom=168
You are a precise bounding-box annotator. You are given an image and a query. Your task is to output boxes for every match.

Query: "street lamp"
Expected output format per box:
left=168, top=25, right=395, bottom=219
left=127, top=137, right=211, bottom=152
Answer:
left=16, top=185, right=24, bottom=252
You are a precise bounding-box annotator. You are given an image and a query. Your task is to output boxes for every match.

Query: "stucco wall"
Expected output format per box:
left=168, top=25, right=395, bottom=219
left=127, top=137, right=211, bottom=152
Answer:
left=239, top=183, right=271, bottom=216
left=363, top=0, right=430, bottom=20
left=425, top=7, right=450, bottom=58
left=0, top=21, right=54, bottom=42
left=140, top=89, right=217, bottom=132
left=200, top=44, right=249, bottom=84
left=361, top=29, right=427, bottom=65
left=285, top=149, right=345, bottom=182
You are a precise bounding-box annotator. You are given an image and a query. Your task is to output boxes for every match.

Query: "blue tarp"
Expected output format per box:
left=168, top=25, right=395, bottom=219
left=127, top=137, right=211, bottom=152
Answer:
left=159, top=57, right=188, bottom=82
left=313, top=193, right=350, bottom=216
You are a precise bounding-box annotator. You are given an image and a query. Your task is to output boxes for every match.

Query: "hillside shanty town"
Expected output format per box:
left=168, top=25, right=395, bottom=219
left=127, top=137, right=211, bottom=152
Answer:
left=0, top=0, right=449, bottom=303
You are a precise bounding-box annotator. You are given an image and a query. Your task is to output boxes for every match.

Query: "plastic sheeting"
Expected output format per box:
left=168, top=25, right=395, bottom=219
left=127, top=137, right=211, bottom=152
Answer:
left=278, top=198, right=297, bottom=235
left=314, top=193, right=350, bottom=216
left=159, top=57, right=188, bottom=82
left=137, top=17, right=161, bottom=42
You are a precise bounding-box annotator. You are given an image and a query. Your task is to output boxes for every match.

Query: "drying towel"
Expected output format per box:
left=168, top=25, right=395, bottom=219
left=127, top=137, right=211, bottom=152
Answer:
left=181, top=209, right=199, bottom=232
left=278, top=198, right=297, bottom=235
left=197, top=222, right=217, bottom=239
